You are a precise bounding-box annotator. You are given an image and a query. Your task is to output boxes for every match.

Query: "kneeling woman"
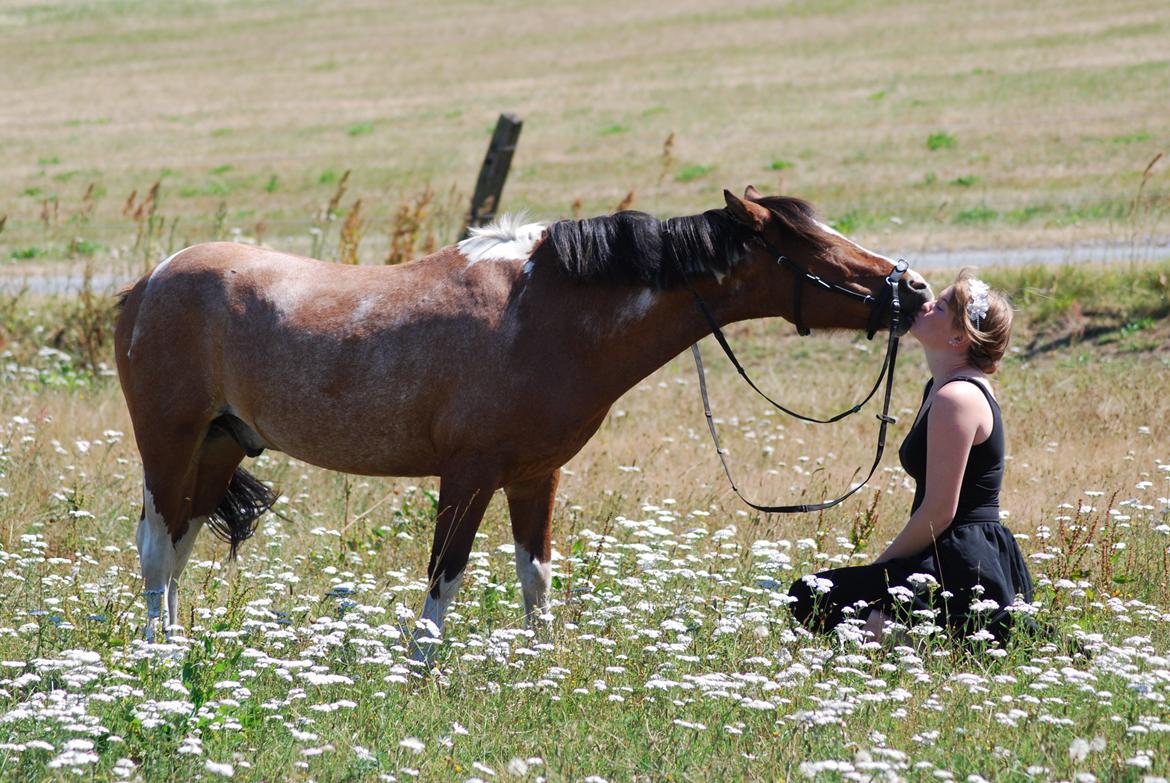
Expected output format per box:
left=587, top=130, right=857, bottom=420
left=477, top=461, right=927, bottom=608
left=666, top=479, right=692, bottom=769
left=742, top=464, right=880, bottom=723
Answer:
left=788, top=271, right=1033, bottom=644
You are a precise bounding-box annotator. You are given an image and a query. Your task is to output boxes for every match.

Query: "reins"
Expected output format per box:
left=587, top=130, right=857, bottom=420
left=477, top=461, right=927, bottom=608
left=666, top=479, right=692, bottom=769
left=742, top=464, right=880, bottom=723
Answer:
left=688, top=249, right=909, bottom=513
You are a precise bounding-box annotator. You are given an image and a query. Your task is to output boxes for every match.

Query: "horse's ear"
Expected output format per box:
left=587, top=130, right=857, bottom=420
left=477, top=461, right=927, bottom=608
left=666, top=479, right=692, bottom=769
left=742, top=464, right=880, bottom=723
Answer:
left=743, top=185, right=764, bottom=201
left=724, top=189, right=769, bottom=231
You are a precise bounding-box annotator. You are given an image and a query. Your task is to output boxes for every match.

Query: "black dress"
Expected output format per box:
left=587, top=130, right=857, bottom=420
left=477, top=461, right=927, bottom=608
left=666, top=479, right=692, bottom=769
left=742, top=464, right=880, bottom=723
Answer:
left=787, top=377, right=1034, bottom=644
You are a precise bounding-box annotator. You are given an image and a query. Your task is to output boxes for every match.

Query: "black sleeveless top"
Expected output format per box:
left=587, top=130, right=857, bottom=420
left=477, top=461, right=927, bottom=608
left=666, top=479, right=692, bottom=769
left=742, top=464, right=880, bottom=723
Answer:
left=898, top=377, right=1004, bottom=526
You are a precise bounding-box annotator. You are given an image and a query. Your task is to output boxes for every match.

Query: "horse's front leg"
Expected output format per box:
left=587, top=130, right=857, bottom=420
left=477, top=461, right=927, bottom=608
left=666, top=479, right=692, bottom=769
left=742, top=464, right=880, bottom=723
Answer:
left=414, top=465, right=499, bottom=661
left=504, top=470, right=559, bottom=627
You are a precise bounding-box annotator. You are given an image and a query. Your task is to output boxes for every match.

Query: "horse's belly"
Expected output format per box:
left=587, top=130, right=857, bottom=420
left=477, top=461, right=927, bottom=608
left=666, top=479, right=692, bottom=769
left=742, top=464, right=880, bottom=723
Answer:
left=233, top=373, right=444, bottom=477
left=252, top=409, right=441, bottom=477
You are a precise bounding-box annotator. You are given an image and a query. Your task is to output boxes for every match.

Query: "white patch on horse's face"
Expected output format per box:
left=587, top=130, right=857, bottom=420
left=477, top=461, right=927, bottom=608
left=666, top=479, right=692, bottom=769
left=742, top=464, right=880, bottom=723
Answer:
left=458, top=213, right=546, bottom=265
left=815, top=221, right=895, bottom=263
left=515, top=545, right=551, bottom=620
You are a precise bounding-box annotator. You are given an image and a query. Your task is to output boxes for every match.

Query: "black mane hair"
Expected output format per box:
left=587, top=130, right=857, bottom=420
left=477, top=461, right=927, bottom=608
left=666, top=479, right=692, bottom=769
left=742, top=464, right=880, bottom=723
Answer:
left=536, top=197, right=833, bottom=288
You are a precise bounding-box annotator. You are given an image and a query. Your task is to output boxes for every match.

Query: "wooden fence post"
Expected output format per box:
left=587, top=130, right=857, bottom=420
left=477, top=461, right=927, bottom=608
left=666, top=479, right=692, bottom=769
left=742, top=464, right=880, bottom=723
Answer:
left=462, top=113, right=523, bottom=238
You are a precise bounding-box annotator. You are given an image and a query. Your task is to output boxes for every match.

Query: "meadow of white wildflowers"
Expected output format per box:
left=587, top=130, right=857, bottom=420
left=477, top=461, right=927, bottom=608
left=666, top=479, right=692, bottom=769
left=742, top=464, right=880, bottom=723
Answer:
left=1, top=304, right=1169, bottom=782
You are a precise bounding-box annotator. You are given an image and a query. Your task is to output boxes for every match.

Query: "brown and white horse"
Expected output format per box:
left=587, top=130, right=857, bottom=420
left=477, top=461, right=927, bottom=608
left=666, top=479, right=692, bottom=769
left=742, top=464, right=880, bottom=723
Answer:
left=114, top=187, right=931, bottom=644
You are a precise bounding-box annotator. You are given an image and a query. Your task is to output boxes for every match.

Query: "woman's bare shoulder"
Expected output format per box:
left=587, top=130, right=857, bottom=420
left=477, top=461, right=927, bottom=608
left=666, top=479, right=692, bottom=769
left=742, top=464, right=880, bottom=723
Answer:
left=933, top=379, right=993, bottom=418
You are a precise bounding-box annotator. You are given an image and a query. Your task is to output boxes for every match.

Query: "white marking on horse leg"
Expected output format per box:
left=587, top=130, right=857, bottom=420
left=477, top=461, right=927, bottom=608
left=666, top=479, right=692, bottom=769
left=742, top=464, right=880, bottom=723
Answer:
left=515, top=545, right=552, bottom=625
left=166, top=516, right=204, bottom=631
left=411, top=571, right=464, bottom=662
left=419, top=571, right=463, bottom=635
left=137, top=488, right=176, bottom=642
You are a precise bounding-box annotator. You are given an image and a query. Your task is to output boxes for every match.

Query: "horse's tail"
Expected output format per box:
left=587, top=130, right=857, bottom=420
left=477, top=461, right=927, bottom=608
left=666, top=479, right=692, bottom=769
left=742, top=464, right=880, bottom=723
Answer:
left=207, top=468, right=277, bottom=560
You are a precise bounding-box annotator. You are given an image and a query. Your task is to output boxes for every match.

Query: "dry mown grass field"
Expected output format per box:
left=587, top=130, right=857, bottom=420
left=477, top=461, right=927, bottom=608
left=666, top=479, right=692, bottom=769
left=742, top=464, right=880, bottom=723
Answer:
left=2, top=1, right=1170, bottom=781
left=2, top=0, right=1168, bottom=265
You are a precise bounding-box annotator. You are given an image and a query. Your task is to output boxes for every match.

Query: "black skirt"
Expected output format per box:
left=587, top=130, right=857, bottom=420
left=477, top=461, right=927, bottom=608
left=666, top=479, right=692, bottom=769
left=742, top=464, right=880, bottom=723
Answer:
left=788, top=520, right=1034, bottom=644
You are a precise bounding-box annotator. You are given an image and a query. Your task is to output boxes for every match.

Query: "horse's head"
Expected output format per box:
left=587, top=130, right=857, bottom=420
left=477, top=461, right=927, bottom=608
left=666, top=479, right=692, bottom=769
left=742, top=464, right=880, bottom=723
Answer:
left=724, top=187, right=932, bottom=335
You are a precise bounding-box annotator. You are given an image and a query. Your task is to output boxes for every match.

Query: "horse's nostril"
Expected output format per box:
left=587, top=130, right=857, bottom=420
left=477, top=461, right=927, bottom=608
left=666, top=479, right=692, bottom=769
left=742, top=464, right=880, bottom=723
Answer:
left=909, top=278, right=928, bottom=291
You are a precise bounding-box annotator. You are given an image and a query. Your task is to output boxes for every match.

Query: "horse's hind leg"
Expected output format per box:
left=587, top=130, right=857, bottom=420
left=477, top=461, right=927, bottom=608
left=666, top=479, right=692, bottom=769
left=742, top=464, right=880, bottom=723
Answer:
left=170, top=423, right=277, bottom=630
left=166, top=428, right=252, bottom=629
left=504, top=470, right=559, bottom=626
left=136, top=425, right=204, bottom=642
left=166, top=517, right=204, bottom=631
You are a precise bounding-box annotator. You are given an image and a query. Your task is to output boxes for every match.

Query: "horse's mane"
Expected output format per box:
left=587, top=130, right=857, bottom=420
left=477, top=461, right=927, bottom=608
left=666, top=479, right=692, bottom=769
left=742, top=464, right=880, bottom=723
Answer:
left=535, top=196, right=831, bottom=288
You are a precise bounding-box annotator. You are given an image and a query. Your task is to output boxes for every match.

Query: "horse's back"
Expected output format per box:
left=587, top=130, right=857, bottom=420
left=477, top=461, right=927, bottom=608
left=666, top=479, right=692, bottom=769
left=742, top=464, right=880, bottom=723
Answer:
left=115, top=241, right=532, bottom=476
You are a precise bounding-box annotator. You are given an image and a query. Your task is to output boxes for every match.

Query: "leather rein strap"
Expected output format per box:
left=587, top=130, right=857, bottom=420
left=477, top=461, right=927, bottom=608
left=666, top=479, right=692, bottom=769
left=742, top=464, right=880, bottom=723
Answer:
left=689, top=255, right=908, bottom=513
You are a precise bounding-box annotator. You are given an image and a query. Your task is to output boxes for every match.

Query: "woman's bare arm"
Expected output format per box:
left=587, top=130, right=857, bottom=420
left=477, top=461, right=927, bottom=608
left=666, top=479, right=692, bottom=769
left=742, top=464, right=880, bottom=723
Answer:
left=875, top=382, right=989, bottom=563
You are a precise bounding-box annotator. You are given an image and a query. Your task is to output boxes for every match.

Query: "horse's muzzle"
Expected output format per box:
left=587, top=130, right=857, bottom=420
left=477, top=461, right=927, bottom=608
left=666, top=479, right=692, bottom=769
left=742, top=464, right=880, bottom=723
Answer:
left=895, top=273, right=933, bottom=334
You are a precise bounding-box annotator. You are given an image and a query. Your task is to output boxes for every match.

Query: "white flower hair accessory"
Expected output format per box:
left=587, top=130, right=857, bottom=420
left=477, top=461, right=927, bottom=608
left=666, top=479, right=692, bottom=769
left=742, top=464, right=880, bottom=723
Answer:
left=966, top=278, right=990, bottom=329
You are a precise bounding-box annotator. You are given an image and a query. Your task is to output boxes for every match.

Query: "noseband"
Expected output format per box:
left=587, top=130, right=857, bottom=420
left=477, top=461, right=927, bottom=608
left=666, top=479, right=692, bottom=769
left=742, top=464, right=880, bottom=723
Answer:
left=688, top=251, right=910, bottom=513
left=782, top=253, right=907, bottom=340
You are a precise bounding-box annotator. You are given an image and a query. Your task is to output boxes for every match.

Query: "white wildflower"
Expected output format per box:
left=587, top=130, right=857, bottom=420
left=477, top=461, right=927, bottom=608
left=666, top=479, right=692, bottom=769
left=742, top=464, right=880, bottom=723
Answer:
left=399, top=737, right=424, bottom=754
left=205, top=760, right=235, bottom=777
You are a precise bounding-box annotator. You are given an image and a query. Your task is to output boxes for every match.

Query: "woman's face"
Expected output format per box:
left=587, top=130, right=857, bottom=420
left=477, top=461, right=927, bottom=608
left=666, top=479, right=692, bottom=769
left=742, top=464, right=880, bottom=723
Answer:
left=909, top=285, right=963, bottom=346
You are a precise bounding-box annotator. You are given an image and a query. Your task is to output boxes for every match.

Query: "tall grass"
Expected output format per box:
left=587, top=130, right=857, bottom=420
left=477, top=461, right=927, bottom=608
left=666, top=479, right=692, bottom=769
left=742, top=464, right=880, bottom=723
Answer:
left=0, top=276, right=1168, bottom=780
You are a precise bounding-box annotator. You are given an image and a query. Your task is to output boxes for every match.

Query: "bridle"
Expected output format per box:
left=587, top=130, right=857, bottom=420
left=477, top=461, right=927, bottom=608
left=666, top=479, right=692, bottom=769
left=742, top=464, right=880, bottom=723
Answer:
left=782, top=252, right=905, bottom=341
left=688, top=238, right=911, bottom=513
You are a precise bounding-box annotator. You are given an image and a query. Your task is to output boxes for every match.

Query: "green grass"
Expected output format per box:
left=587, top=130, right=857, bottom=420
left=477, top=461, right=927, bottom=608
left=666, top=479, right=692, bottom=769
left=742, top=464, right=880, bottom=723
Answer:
left=984, top=258, right=1170, bottom=333
left=1, top=266, right=1170, bottom=780
left=8, top=246, right=48, bottom=260
left=69, top=238, right=104, bottom=256
left=926, top=131, right=957, bottom=151
left=675, top=164, right=713, bottom=182
left=1111, top=131, right=1153, bottom=144
left=953, top=204, right=998, bottom=224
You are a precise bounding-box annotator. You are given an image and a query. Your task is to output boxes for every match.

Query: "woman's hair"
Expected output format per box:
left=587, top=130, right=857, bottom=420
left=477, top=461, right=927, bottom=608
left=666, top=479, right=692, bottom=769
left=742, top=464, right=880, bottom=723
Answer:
left=948, top=268, right=1013, bottom=373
